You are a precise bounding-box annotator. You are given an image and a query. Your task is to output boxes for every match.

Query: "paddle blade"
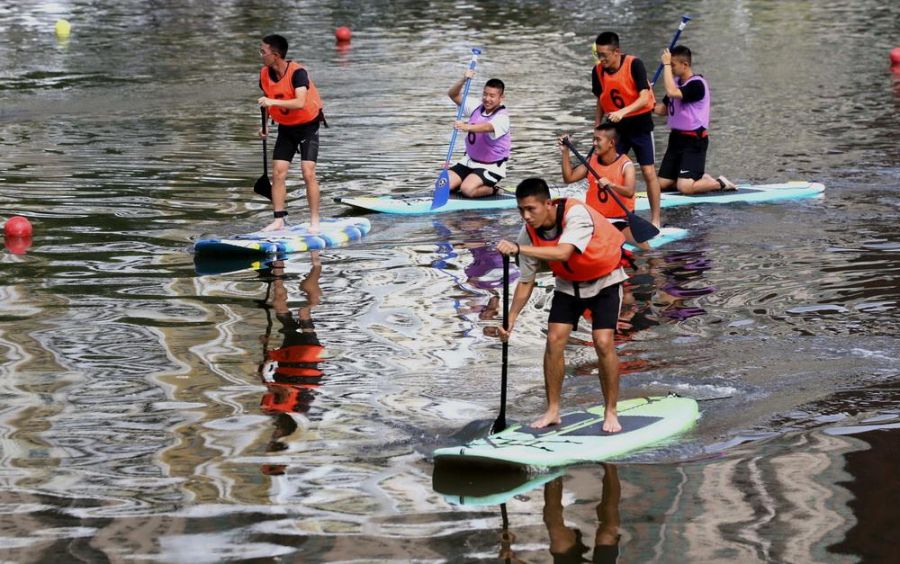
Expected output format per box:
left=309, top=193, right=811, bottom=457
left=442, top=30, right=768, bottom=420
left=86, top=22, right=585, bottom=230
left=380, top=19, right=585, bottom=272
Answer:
left=254, top=174, right=272, bottom=201
left=626, top=211, right=660, bottom=243
left=431, top=170, right=451, bottom=209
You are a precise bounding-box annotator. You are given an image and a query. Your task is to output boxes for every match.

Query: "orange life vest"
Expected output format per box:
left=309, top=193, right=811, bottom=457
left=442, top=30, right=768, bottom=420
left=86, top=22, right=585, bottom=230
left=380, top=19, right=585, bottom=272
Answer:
left=595, top=55, right=655, bottom=117
left=525, top=198, right=626, bottom=282
left=260, top=61, right=323, bottom=126
left=261, top=384, right=317, bottom=414
left=586, top=153, right=634, bottom=219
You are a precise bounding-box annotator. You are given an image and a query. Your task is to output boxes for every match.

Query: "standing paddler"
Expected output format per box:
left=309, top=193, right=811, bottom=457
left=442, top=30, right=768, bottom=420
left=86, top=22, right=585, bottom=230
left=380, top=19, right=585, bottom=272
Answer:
left=257, top=34, right=326, bottom=232
left=497, top=178, right=627, bottom=433
left=592, top=31, right=663, bottom=228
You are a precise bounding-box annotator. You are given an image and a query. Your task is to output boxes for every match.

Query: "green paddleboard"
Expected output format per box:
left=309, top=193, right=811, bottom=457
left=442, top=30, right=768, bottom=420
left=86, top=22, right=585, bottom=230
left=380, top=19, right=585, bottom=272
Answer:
left=433, top=396, right=699, bottom=472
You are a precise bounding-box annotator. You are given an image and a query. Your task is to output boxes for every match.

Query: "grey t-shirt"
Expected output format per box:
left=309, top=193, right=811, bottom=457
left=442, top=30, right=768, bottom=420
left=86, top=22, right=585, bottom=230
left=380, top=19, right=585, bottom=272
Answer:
left=516, top=204, right=628, bottom=298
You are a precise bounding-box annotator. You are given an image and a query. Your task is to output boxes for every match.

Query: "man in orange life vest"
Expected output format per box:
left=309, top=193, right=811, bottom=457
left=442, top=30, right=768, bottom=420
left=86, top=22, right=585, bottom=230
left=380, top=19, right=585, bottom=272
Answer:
left=497, top=178, right=627, bottom=432
left=653, top=46, right=737, bottom=194
left=558, top=123, right=649, bottom=250
left=593, top=31, right=662, bottom=228
left=257, top=34, right=325, bottom=232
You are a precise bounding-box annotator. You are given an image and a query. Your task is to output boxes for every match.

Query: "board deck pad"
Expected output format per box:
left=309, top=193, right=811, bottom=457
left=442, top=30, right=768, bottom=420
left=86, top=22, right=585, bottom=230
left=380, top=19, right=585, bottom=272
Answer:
left=433, top=396, right=699, bottom=471
left=516, top=414, right=662, bottom=437
left=336, top=181, right=823, bottom=215
left=193, top=217, right=371, bottom=257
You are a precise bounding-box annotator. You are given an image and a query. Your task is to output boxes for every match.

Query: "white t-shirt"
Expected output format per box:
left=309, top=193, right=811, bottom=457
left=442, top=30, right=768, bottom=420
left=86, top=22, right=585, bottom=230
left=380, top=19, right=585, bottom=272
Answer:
left=516, top=204, right=628, bottom=298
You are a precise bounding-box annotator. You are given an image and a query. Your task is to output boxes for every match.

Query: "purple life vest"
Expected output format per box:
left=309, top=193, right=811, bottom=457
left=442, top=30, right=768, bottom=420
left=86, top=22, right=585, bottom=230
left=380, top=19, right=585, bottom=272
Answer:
left=667, top=75, right=710, bottom=132
left=465, top=104, right=511, bottom=165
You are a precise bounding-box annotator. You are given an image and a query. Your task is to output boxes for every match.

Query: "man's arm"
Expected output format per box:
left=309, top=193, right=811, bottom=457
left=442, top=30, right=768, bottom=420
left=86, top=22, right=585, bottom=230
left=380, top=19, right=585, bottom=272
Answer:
left=559, top=135, right=588, bottom=183
left=448, top=69, right=475, bottom=105
left=260, top=87, right=308, bottom=109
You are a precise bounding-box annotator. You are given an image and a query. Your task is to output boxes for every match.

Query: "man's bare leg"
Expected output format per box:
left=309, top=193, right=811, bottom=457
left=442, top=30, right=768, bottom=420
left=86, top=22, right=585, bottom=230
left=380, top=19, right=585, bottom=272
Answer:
left=641, top=163, right=662, bottom=228
left=459, top=173, right=498, bottom=198
left=592, top=327, right=621, bottom=433
left=262, top=159, right=291, bottom=232
left=300, top=160, right=320, bottom=232
left=531, top=322, right=573, bottom=428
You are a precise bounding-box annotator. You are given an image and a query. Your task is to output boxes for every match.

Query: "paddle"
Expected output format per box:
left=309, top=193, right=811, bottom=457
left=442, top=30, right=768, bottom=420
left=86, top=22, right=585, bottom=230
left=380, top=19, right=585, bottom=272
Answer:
left=431, top=47, right=482, bottom=210
left=491, top=253, right=510, bottom=434
left=650, top=15, right=692, bottom=86
left=254, top=107, right=273, bottom=200
left=562, top=137, right=660, bottom=243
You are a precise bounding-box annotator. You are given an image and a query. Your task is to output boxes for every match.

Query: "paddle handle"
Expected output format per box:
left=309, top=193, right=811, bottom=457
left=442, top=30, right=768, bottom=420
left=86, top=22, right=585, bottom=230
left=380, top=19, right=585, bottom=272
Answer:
left=651, top=15, right=691, bottom=85
left=442, top=48, right=481, bottom=166
left=260, top=106, right=269, bottom=174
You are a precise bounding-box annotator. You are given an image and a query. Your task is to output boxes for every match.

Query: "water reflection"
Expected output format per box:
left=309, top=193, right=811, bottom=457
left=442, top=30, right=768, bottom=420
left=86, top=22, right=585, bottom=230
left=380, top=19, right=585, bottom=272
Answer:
left=256, top=253, right=325, bottom=476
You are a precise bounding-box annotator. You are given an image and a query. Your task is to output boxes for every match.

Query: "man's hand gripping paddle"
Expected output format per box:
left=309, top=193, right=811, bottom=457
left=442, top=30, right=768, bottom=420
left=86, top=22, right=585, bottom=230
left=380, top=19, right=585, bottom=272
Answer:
left=650, top=15, right=692, bottom=86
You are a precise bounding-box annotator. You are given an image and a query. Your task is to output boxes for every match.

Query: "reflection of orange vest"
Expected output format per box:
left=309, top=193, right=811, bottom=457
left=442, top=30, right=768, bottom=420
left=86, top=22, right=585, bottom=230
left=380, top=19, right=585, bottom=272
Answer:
left=261, top=383, right=318, bottom=414
left=586, top=153, right=634, bottom=219
left=260, top=61, right=323, bottom=126
left=525, top=199, right=625, bottom=281
left=595, top=55, right=655, bottom=116
left=268, top=344, right=324, bottom=364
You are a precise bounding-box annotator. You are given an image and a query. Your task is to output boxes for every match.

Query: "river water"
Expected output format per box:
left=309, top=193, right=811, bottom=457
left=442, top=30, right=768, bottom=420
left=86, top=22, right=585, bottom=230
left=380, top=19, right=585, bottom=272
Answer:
left=1, top=0, right=898, bottom=562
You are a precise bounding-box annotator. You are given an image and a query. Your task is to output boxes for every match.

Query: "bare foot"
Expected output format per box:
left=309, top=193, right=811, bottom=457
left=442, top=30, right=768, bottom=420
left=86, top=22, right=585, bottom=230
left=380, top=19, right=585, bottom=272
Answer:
left=308, top=220, right=320, bottom=234
left=261, top=218, right=286, bottom=232
left=717, top=175, right=737, bottom=191
left=530, top=410, right=561, bottom=429
left=602, top=411, right=622, bottom=433
left=651, top=217, right=661, bottom=229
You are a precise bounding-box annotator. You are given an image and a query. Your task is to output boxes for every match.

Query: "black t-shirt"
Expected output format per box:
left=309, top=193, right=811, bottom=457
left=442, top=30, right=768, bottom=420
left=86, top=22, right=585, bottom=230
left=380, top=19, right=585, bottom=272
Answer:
left=662, top=76, right=705, bottom=106
left=591, top=55, right=654, bottom=135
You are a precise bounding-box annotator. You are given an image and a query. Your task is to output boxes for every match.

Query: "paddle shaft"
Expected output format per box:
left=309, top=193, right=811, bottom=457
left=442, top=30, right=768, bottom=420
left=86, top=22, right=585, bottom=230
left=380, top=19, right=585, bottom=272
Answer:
left=494, top=253, right=510, bottom=432
left=650, top=15, right=691, bottom=85
left=260, top=107, right=269, bottom=174
left=442, top=51, right=480, bottom=168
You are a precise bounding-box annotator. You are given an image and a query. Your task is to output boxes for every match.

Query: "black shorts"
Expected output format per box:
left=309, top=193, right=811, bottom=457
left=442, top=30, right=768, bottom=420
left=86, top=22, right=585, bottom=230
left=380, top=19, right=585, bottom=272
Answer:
left=273, top=119, right=320, bottom=163
left=658, top=131, right=708, bottom=181
left=548, top=283, right=623, bottom=330
left=615, top=129, right=655, bottom=166
left=450, top=163, right=503, bottom=187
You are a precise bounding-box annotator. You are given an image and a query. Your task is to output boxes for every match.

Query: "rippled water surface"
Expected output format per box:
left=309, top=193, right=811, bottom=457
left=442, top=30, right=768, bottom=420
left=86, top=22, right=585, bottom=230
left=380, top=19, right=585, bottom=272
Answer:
left=1, top=0, right=898, bottom=561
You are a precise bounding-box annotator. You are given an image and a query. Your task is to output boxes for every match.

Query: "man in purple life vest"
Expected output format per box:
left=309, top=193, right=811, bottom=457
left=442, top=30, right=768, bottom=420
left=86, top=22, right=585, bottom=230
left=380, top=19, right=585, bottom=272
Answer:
left=653, top=45, right=736, bottom=194
left=446, top=70, right=512, bottom=198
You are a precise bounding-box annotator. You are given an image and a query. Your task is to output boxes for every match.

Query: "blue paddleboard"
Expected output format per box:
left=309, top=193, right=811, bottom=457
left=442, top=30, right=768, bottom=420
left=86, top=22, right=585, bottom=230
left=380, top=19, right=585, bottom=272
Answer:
left=336, top=181, right=824, bottom=215
left=194, top=217, right=371, bottom=257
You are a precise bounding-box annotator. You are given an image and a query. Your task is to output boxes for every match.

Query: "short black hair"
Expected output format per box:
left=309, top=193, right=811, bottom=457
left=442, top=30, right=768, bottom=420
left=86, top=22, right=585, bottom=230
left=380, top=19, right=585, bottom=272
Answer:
left=485, top=78, right=505, bottom=94
left=595, top=122, right=619, bottom=143
left=263, top=34, right=288, bottom=58
left=516, top=177, right=551, bottom=201
left=595, top=32, right=620, bottom=48
left=671, top=45, right=692, bottom=65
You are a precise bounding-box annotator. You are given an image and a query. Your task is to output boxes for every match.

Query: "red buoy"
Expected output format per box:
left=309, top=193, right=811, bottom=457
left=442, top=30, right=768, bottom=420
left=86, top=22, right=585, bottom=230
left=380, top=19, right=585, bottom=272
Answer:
left=335, top=26, right=352, bottom=43
left=891, top=47, right=900, bottom=66
left=3, top=215, right=32, bottom=237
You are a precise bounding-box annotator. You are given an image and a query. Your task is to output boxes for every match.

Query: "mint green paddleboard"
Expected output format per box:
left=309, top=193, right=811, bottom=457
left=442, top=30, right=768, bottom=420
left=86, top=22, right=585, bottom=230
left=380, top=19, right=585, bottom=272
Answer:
left=433, top=396, right=699, bottom=471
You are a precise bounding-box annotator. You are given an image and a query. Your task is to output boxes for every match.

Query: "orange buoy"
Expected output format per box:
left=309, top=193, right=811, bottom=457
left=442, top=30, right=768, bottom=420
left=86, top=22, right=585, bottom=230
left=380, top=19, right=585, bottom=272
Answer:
left=335, top=26, right=352, bottom=43
left=3, top=215, right=32, bottom=237
left=891, top=47, right=900, bottom=66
